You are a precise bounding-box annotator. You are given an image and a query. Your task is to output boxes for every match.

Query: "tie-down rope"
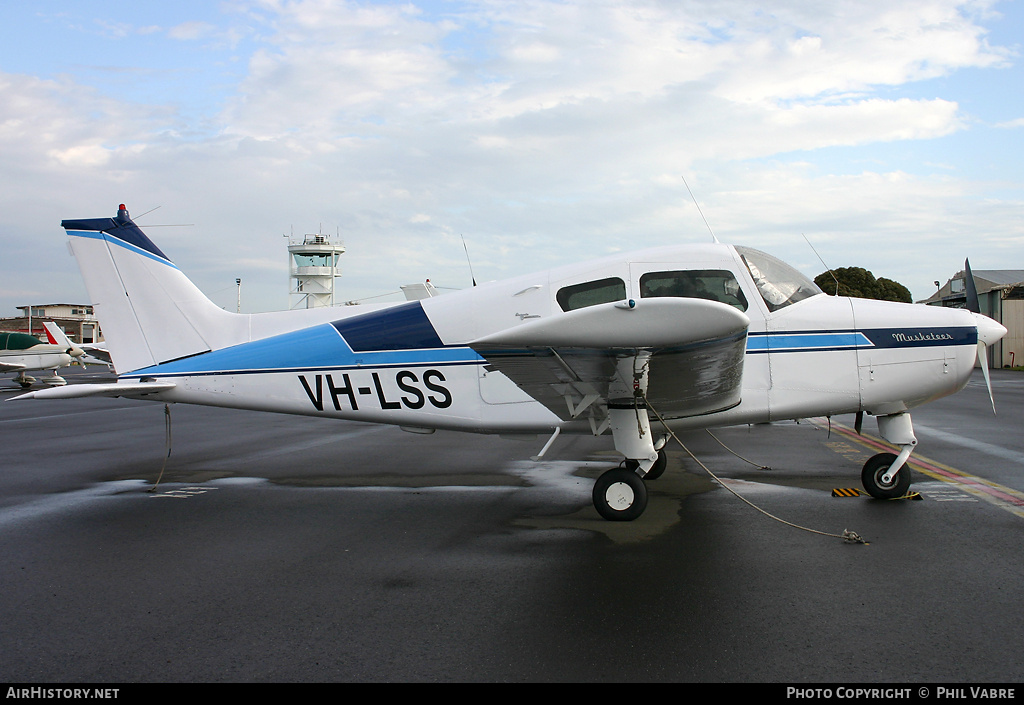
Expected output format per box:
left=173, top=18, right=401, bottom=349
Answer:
left=643, top=396, right=867, bottom=545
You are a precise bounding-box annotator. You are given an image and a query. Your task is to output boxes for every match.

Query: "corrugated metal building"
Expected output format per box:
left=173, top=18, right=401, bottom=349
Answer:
left=919, top=270, right=1024, bottom=368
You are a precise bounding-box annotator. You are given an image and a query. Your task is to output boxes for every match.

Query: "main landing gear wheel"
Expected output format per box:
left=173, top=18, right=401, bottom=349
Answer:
left=593, top=468, right=648, bottom=521
left=861, top=452, right=912, bottom=499
left=623, top=449, right=668, bottom=480
left=646, top=449, right=667, bottom=480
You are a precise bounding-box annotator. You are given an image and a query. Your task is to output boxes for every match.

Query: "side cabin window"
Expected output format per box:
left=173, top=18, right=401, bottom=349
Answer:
left=639, top=270, right=748, bottom=311
left=556, top=277, right=627, bottom=312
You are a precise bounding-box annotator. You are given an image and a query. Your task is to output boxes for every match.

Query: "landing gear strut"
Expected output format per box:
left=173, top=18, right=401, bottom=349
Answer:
left=624, top=447, right=668, bottom=480
left=861, top=412, right=916, bottom=499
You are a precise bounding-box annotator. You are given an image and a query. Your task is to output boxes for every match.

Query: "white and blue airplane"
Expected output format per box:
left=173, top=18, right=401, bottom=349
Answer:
left=11, top=204, right=1007, bottom=520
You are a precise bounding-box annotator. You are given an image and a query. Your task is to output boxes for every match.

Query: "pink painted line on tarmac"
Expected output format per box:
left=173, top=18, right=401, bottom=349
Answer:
left=817, top=418, right=1024, bottom=508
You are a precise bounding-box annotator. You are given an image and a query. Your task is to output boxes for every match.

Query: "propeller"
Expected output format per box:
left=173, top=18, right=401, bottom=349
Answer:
left=964, top=258, right=1006, bottom=414
left=67, top=346, right=87, bottom=370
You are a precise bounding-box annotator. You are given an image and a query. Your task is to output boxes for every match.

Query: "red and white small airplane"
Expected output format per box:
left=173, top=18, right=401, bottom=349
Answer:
left=11, top=204, right=1007, bottom=520
left=42, top=321, right=112, bottom=370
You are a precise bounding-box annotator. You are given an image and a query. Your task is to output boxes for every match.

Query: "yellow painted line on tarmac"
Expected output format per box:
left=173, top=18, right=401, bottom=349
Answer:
left=811, top=418, right=1024, bottom=519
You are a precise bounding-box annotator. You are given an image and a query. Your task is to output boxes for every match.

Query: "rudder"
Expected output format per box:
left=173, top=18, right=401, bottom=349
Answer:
left=62, top=205, right=239, bottom=373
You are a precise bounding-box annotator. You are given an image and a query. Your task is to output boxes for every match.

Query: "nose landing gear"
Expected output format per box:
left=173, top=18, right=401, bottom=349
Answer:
left=861, top=452, right=912, bottom=499
left=861, top=412, right=916, bottom=499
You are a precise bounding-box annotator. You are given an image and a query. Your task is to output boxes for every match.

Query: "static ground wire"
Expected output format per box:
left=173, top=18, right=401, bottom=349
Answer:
left=148, top=404, right=173, bottom=492
left=644, top=396, right=867, bottom=545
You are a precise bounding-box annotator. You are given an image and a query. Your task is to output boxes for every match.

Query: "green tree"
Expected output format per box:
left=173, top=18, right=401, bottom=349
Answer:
left=814, top=267, right=912, bottom=303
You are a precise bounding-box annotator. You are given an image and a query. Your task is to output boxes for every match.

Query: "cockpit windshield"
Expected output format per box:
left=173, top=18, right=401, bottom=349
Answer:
left=735, top=246, right=822, bottom=312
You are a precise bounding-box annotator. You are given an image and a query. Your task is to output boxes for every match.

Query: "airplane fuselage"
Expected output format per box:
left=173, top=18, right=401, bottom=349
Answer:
left=113, top=242, right=980, bottom=437
left=1, top=350, right=72, bottom=370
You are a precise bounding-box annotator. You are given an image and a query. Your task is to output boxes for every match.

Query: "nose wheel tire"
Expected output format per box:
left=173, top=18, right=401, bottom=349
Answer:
left=593, top=468, right=648, bottom=521
left=861, top=452, right=912, bottom=499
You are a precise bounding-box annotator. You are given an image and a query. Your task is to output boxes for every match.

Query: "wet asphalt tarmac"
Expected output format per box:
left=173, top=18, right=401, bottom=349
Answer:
left=1, top=368, right=1023, bottom=683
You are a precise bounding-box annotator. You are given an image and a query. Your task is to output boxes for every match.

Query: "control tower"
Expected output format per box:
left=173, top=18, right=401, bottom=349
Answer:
left=288, top=232, right=346, bottom=309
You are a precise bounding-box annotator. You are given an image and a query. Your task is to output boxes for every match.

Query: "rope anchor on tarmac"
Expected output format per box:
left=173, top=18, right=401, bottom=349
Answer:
left=644, top=394, right=868, bottom=545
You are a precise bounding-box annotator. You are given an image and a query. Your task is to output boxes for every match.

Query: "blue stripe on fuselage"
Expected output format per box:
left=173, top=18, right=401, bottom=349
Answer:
left=121, top=321, right=978, bottom=379
left=124, top=312, right=483, bottom=379
left=746, top=327, right=976, bottom=354
left=746, top=331, right=869, bottom=353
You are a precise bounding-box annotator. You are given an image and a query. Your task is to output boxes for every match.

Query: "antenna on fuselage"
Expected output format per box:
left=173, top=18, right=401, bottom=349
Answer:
left=682, top=176, right=719, bottom=244
left=803, top=233, right=839, bottom=296
left=461, top=234, right=477, bottom=287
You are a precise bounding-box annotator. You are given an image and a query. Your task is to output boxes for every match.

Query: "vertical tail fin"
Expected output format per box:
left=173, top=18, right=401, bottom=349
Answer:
left=42, top=321, right=67, bottom=347
left=42, top=321, right=78, bottom=351
left=61, top=205, right=241, bottom=373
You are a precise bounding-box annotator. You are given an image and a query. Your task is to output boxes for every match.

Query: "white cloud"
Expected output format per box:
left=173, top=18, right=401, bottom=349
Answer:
left=0, top=0, right=1020, bottom=315
left=168, top=21, right=216, bottom=41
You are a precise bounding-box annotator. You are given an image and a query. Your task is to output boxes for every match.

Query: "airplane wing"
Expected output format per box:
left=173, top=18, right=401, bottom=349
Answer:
left=0, top=362, right=27, bottom=372
left=80, top=346, right=113, bottom=365
left=7, top=382, right=175, bottom=401
left=469, top=297, right=749, bottom=429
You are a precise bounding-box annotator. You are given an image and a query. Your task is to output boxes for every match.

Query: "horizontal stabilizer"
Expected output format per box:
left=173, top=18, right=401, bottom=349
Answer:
left=470, top=297, right=749, bottom=350
left=8, top=382, right=175, bottom=401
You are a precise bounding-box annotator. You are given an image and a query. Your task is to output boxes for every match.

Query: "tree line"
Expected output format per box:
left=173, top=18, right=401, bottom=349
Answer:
left=813, top=267, right=912, bottom=303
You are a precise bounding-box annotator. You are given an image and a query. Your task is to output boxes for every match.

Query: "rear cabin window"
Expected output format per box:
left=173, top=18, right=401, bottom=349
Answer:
left=639, top=270, right=748, bottom=311
left=556, top=277, right=627, bottom=312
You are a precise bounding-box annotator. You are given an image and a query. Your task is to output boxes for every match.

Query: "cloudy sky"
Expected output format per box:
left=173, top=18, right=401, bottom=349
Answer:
left=1, top=0, right=1022, bottom=316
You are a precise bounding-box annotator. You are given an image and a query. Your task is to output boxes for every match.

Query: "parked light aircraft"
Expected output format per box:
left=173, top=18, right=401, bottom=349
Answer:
left=43, top=321, right=112, bottom=369
left=1, top=325, right=84, bottom=388
left=10, top=205, right=1007, bottom=520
